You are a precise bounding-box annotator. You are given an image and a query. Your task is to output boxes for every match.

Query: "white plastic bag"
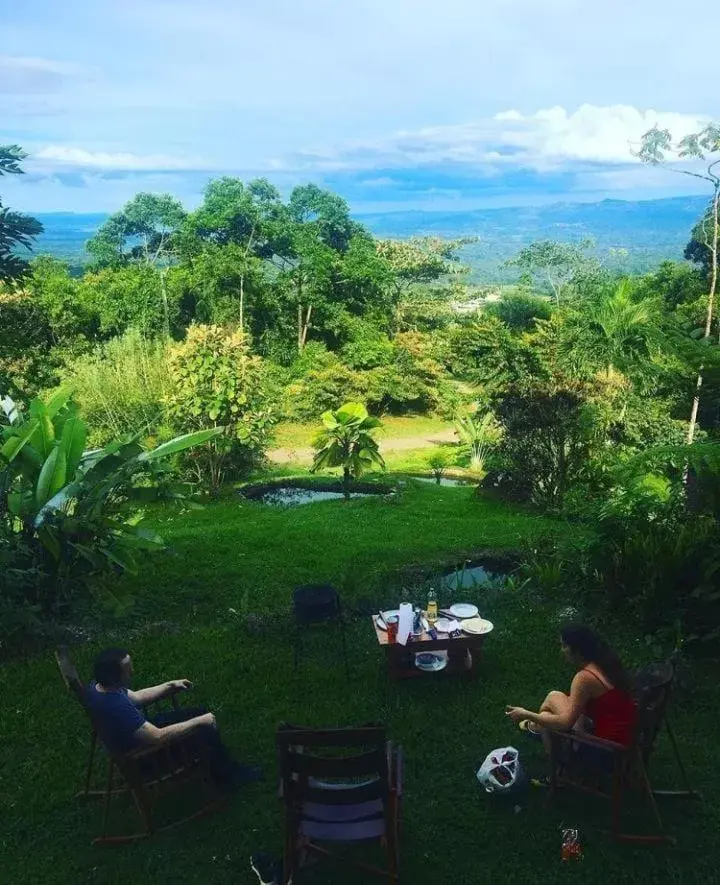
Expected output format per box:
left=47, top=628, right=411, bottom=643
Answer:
left=476, top=746, right=525, bottom=794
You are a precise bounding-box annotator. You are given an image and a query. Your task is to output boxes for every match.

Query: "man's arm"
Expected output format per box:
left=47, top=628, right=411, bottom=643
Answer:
left=128, top=679, right=192, bottom=707
left=133, top=712, right=216, bottom=747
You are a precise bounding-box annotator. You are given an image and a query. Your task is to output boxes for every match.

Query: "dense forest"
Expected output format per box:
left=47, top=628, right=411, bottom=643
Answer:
left=2, top=126, right=720, bottom=651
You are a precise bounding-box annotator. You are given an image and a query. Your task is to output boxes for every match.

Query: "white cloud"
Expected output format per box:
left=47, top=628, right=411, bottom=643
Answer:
left=33, top=145, right=204, bottom=171
left=286, top=105, right=709, bottom=173
left=0, top=55, right=88, bottom=94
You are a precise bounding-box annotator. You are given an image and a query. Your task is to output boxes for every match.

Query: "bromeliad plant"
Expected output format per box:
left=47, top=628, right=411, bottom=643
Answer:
left=311, top=402, right=385, bottom=498
left=0, top=389, right=219, bottom=612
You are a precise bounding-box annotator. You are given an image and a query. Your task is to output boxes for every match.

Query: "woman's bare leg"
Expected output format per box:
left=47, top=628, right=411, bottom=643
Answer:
left=536, top=690, right=573, bottom=754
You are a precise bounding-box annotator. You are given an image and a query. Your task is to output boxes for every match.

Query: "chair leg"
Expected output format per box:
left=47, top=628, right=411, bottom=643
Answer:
left=611, top=758, right=623, bottom=839
left=339, top=616, right=349, bottom=679
left=100, top=759, right=115, bottom=840
left=655, top=718, right=701, bottom=799
left=638, top=754, right=666, bottom=836
left=293, top=623, right=302, bottom=672
left=82, top=729, right=97, bottom=797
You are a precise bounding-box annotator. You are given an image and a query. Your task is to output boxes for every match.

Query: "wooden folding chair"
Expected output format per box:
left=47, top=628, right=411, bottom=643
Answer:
left=277, top=724, right=402, bottom=884
left=54, top=645, right=181, bottom=799
left=546, top=657, right=699, bottom=844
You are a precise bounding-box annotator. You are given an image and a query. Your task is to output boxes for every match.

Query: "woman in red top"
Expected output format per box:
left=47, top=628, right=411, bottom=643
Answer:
left=506, top=624, right=637, bottom=747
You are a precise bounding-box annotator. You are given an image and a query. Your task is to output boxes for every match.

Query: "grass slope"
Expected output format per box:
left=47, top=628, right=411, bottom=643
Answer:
left=1, top=484, right=717, bottom=884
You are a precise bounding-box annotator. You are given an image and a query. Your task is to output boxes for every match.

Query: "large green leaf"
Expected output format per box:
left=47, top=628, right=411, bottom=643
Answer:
left=60, top=416, right=87, bottom=479
left=44, top=386, right=74, bottom=419
left=336, top=402, right=368, bottom=424
left=0, top=418, right=38, bottom=464
left=35, top=445, right=68, bottom=508
left=139, top=427, right=222, bottom=462
left=37, top=526, right=61, bottom=562
left=28, top=405, right=55, bottom=459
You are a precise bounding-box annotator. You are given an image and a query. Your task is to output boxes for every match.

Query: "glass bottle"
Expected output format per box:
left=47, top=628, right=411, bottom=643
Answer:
left=426, top=589, right=438, bottom=625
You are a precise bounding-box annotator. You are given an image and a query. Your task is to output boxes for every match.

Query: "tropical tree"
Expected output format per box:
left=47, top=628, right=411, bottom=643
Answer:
left=551, top=281, right=664, bottom=383
left=454, top=410, right=502, bottom=474
left=87, top=193, right=187, bottom=337
left=0, top=390, right=218, bottom=610
left=0, top=145, right=43, bottom=284
left=503, top=239, right=600, bottom=304
left=181, top=177, right=283, bottom=331
left=311, top=402, right=385, bottom=498
left=637, top=123, right=720, bottom=443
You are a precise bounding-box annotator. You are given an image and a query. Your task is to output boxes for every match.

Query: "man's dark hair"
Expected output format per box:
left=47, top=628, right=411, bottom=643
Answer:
left=93, top=647, right=130, bottom=687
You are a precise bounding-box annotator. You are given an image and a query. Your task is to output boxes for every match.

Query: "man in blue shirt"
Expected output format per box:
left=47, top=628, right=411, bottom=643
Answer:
left=86, top=647, right=260, bottom=789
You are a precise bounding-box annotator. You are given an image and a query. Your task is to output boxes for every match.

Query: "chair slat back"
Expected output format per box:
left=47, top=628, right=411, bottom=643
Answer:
left=277, top=724, right=390, bottom=808
left=54, top=646, right=87, bottom=706
left=632, top=659, right=675, bottom=753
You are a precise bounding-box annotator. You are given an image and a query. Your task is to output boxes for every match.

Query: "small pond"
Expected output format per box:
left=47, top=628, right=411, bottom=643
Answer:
left=240, top=479, right=394, bottom=508
left=260, top=488, right=373, bottom=506
left=411, top=476, right=471, bottom=487
left=441, top=558, right=511, bottom=591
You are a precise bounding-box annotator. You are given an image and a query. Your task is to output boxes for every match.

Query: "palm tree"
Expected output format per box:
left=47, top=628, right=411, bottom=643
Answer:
left=584, top=281, right=662, bottom=380
left=311, top=402, right=385, bottom=498
left=454, top=411, right=501, bottom=474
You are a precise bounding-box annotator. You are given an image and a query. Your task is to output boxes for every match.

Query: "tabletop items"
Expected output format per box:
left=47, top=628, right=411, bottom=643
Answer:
left=373, top=589, right=494, bottom=678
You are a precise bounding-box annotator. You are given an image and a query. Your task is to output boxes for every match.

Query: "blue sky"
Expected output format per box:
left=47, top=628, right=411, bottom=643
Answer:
left=2, top=0, right=719, bottom=213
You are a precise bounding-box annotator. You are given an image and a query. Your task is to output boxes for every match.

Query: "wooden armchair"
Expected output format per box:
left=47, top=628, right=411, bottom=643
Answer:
left=54, top=646, right=224, bottom=844
left=277, top=724, right=403, bottom=884
left=546, top=658, right=699, bottom=844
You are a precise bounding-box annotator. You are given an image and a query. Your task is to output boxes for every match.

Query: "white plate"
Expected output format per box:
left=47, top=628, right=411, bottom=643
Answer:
left=449, top=603, right=479, bottom=619
left=414, top=652, right=448, bottom=672
left=462, top=617, right=494, bottom=635
left=375, top=610, right=400, bottom=630
left=434, top=617, right=459, bottom=634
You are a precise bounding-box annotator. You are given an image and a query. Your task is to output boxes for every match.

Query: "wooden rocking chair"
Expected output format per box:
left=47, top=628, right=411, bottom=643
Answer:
left=277, top=724, right=403, bottom=884
left=54, top=645, right=180, bottom=799
left=546, top=657, right=700, bottom=844
left=54, top=646, right=225, bottom=843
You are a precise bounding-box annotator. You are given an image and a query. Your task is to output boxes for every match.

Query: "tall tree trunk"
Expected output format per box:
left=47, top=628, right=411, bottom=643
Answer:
left=343, top=465, right=351, bottom=500
left=239, top=273, right=245, bottom=331
left=300, top=305, right=313, bottom=350
left=160, top=267, right=170, bottom=338
left=686, top=185, right=719, bottom=445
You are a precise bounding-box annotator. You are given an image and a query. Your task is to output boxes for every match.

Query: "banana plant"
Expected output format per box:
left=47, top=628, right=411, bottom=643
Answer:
left=310, top=402, right=385, bottom=499
left=1, top=390, right=220, bottom=607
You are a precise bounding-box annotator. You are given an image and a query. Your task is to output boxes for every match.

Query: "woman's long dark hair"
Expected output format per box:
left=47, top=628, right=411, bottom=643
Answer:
left=561, top=624, right=631, bottom=692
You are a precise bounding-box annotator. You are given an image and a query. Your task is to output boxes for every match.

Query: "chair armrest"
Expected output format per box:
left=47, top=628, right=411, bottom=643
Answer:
left=547, top=728, right=627, bottom=754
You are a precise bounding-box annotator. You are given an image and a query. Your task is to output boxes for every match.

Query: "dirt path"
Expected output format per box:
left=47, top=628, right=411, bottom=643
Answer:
left=268, top=428, right=456, bottom=465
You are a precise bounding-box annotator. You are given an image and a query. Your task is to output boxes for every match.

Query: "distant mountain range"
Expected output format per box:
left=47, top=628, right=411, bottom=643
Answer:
left=29, top=195, right=708, bottom=282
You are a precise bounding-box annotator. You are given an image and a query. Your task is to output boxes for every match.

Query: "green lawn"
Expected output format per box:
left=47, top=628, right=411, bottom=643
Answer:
left=1, top=483, right=718, bottom=884
left=272, top=415, right=451, bottom=450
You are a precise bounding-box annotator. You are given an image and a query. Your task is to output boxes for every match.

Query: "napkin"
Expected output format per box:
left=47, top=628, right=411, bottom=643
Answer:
left=442, top=619, right=461, bottom=633
left=397, top=603, right=413, bottom=646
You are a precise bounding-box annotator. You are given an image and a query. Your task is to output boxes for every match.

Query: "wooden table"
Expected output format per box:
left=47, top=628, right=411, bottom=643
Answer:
left=372, top=617, right=487, bottom=679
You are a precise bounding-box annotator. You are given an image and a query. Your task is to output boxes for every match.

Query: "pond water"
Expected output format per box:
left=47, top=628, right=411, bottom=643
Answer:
left=260, top=488, right=374, bottom=507
left=441, top=561, right=507, bottom=591
left=412, top=476, right=470, bottom=487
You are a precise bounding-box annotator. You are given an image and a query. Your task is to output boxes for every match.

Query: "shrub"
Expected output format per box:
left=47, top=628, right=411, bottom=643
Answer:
left=486, top=291, right=552, bottom=331
left=492, top=383, right=610, bottom=510
left=61, top=328, right=173, bottom=446
left=165, top=324, right=277, bottom=490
